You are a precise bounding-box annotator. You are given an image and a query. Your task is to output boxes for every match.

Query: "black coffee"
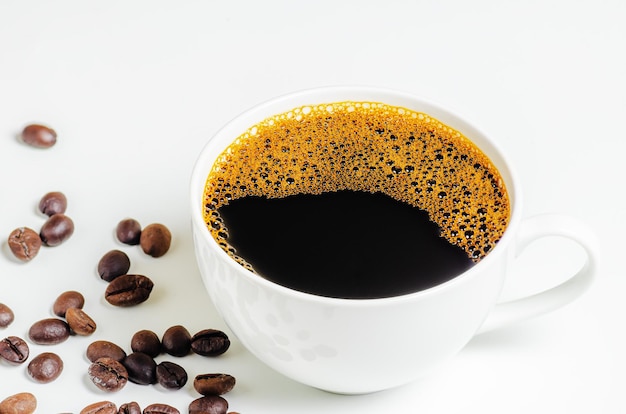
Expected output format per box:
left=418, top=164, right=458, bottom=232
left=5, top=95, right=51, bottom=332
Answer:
left=203, top=101, right=510, bottom=298
left=219, top=191, right=474, bottom=298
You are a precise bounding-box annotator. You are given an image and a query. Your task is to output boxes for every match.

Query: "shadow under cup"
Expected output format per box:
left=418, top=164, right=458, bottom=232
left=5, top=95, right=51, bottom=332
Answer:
left=190, top=87, right=521, bottom=394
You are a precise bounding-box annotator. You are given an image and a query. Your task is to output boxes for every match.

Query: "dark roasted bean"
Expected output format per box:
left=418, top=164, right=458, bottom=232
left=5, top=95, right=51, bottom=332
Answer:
left=139, top=223, right=172, bottom=257
left=123, top=351, right=156, bottom=385
left=52, top=290, right=85, bottom=317
left=88, top=357, right=128, bottom=392
left=131, top=329, right=161, bottom=357
left=21, top=124, right=57, bottom=148
left=28, top=318, right=70, bottom=345
left=116, top=218, right=142, bottom=245
left=117, top=402, right=141, bottom=414
left=86, top=340, right=127, bottom=363
left=161, top=325, right=191, bottom=357
left=156, top=361, right=188, bottom=390
left=80, top=401, right=117, bottom=414
left=0, top=303, right=15, bottom=327
left=188, top=396, right=228, bottom=414
left=143, top=403, right=180, bottom=414
left=8, top=227, right=42, bottom=261
left=27, top=352, right=63, bottom=383
left=38, top=191, right=67, bottom=216
left=193, top=373, right=236, bottom=396
left=66, top=307, right=97, bottom=335
left=104, top=274, right=154, bottom=307
left=98, top=250, right=131, bottom=282
left=0, top=392, right=37, bottom=414
left=191, top=329, right=231, bottom=357
left=0, top=336, right=29, bottom=363
left=39, top=213, right=74, bottom=246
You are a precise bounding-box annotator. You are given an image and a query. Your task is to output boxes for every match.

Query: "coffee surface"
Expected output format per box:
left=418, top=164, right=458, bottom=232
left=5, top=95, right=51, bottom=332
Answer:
left=218, top=191, right=474, bottom=298
left=203, top=101, right=510, bottom=296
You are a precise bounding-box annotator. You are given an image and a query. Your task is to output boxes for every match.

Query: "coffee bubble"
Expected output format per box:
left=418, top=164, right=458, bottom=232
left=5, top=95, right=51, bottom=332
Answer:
left=203, top=102, right=510, bottom=266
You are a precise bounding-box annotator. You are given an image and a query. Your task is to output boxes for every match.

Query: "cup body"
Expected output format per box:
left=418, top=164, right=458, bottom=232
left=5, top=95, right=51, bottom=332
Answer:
left=190, top=86, right=521, bottom=394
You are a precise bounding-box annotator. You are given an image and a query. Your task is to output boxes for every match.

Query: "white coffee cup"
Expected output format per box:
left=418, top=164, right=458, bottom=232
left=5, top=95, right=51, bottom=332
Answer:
left=190, top=86, right=599, bottom=394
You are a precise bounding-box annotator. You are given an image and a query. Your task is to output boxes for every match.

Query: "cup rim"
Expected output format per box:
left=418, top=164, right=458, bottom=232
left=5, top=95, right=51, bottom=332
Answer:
left=190, top=85, right=522, bottom=307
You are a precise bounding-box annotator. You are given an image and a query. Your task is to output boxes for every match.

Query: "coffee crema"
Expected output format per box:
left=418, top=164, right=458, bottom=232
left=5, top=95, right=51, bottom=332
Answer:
left=203, top=101, right=510, bottom=297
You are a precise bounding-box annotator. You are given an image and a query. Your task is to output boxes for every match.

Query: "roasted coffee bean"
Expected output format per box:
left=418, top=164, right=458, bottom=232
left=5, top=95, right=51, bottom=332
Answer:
left=188, top=396, right=228, bottom=414
left=130, top=329, right=161, bottom=357
left=28, top=318, right=70, bottom=345
left=155, top=361, right=188, bottom=390
left=122, top=351, right=156, bottom=385
left=116, top=402, right=141, bottom=414
left=0, top=303, right=15, bottom=327
left=86, top=340, right=127, bottom=363
left=38, top=191, right=67, bottom=216
left=143, top=403, right=180, bottom=414
left=191, top=329, right=231, bottom=357
left=39, top=213, right=74, bottom=246
left=104, top=274, right=154, bottom=307
left=0, top=336, right=29, bottom=364
left=21, top=124, right=57, bottom=148
left=98, top=250, right=131, bottom=282
left=27, top=352, right=63, bottom=383
left=8, top=227, right=42, bottom=262
left=0, top=392, right=37, bottom=414
left=117, top=402, right=141, bottom=414
left=80, top=401, right=117, bottom=414
left=194, top=373, right=236, bottom=396
left=161, top=325, right=191, bottom=357
left=116, top=218, right=142, bottom=245
left=88, top=357, right=129, bottom=392
left=52, top=290, right=85, bottom=317
left=66, top=307, right=97, bottom=335
left=139, top=223, right=171, bottom=258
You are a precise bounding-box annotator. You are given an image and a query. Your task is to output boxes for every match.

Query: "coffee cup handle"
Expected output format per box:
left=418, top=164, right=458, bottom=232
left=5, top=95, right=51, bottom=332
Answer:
left=477, top=214, right=600, bottom=334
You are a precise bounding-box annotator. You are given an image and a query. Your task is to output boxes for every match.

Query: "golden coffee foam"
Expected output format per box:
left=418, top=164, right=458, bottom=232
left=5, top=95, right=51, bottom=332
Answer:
left=203, top=101, right=510, bottom=263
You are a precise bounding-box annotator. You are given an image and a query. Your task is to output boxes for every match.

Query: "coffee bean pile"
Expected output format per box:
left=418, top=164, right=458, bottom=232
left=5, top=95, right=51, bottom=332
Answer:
left=77, top=397, right=234, bottom=414
left=83, top=324, right=236, bottom=414
left=0, top=290, right=98, bottom=389
left=3, top=123, right=241, bottom=413
left=86, top=324, right=233, bottom=394
left=0, top=394, right=238, bottom=414
left=94, top=219, right=174, bottom=308
left=2, top=282, right=237, bottom=412
left=7, top=190, right=74, bottom=262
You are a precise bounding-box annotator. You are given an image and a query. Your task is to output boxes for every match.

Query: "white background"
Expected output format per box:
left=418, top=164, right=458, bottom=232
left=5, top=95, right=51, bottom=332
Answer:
left=0, top=1, right=624, bottom=413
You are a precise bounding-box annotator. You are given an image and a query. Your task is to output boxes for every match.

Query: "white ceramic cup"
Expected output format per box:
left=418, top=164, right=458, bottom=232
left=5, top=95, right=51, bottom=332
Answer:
left=190, top=86, right=599, bottom=394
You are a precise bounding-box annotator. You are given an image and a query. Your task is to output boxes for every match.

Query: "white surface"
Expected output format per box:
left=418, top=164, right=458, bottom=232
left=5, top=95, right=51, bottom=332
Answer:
left=0, top=0, right=623, bottom=412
